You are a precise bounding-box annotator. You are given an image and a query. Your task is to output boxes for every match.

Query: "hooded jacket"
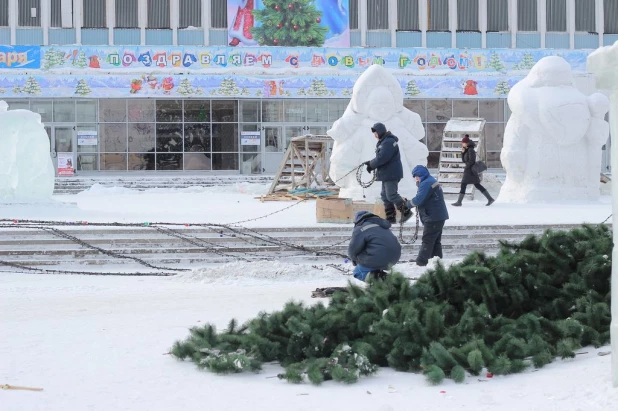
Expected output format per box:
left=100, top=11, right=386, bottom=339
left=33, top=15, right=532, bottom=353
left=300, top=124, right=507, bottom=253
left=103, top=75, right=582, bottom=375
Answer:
left=408, top=165, right=449, bottom=223
left=368, top=122, right=404, bottom=182
left=347, top=211, right=401, bottom=270
left=461, top=141, right=481, bottom=185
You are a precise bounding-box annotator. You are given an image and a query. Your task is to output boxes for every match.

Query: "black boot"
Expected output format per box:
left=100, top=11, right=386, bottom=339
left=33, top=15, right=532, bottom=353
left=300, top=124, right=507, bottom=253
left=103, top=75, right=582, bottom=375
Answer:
left=480, top=189, right=495, bottom=206
left=398, top=199, right=413, bottom=224
left=384, top=204, right=397, bottom=224
left=452, top=193, right=465, bottom=207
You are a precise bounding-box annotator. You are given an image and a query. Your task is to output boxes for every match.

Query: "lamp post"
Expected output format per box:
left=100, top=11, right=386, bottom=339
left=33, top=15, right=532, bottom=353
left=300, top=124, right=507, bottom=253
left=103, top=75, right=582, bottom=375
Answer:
left=588, top=41, right=618, bottom=388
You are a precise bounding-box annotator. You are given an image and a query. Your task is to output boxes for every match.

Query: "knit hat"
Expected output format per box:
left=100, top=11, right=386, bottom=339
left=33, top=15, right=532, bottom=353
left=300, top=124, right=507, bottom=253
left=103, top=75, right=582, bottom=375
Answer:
left=462, top=135, right=471, bottom=144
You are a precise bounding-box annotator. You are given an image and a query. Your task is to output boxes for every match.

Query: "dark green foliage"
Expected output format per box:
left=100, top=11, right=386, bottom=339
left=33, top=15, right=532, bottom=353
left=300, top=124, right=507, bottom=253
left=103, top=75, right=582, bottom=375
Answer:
left=171, top=225, right=612, bottom=385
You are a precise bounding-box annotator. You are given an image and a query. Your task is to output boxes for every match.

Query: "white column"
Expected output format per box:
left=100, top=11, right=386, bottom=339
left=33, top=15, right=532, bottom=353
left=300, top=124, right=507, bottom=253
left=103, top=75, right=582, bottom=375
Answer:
left=359, top=0, right=367, bottom=47
left=9, top=0, right=16, bottom=44
left=539, top=0, right=546, bottom=48
left=171, top=0, right=178, bottom=45
left=450, top=0, right=457, bottom=48
left=420, top=0, right=427, bottom=47
left=568, top=0, right=575, bottom=49
left=107, top=0, right=114, bottom=44
left=390, top=0, right=397, bottom=47
left=509, top=0, right=517, bottom=48
left=612, top=89, right=618, bottom=388
left=480, top=0, right=487, bottom=48
left=204, top=0, right=210, bottom=45
left=41, top=0, right=49, bottom=45
left=73, top=0, right=81, bottom=44
left=598, top=0, right=604, bottom=48
left=139, top=0, right=147, bottom=45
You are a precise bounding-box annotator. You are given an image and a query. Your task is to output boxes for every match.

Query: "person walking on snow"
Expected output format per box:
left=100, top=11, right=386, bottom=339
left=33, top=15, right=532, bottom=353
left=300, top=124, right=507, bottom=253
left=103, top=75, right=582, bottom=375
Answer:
left=452, top=135, right=494, bottom=207
left=364, top=122, right=413, bottom=224
left=405, top=166, right=449, bottom=267
left=348, top=211, right=401, bottom=282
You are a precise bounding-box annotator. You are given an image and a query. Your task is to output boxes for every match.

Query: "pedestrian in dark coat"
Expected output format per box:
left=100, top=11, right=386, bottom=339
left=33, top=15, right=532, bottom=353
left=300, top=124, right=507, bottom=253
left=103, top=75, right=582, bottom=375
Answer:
left=348, top=211, right=402, bottom=281
left=363, top=122, right=413, bottom=224
left=406, top=165, right=449, bottom=266
left=452, top=135, right=494, bottom=207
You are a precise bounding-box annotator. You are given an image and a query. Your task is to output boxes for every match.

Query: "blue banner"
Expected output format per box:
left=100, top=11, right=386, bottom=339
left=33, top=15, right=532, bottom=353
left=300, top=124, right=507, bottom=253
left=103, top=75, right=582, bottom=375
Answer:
left=0, top=46, right=40, bottom=69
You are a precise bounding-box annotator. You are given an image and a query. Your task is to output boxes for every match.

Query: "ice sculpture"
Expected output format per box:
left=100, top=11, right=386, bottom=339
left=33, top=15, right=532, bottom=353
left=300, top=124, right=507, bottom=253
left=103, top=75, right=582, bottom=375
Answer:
left=0, top=100, right=55, bottom=201
left=498, top=56, right=610, bottom=203
left=588, top=41, right=618, bottom=388
left=327, top=65, right=428, bottom=200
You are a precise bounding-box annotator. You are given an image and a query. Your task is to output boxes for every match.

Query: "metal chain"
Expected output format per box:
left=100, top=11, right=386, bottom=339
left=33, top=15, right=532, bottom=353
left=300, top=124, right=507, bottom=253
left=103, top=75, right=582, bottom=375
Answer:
left=0, top=260, right=177, bottom=276
left=398, top=207, right=420, bottom=245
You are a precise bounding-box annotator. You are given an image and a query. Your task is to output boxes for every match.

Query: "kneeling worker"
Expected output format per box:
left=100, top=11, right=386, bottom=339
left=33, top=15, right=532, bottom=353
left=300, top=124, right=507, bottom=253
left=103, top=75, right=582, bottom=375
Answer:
left=406, top=165, right=449, bottom=266
left=348, top=211, right=402, bottom=281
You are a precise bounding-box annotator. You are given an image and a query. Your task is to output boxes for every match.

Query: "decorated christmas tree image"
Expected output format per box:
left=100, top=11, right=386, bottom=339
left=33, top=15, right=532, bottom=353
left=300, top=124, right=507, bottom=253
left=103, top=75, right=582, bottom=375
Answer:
left=241, top=87, right=251, bottom=96
left=42, top=48, right=66, bottom=70
left=177, top=78, right=194, bottom=96
left=513, top=52, right=536, bottom=70
left=255, top=89, right=264, bottom=97
left=297, top=88, right=307, bottom=96
left=494, top=80, right=511, bottom=96
left=405, top=80, right=421, bottom=96
left=74, top=50, right=88, bottom=68
left=251, top=0, right=329, bottom=46
left=488, top=52, right=505, bottom=72
left=12, top=84, right=22, bottom=94
left=213, top=78, right=241, bottom=96
left=74, top=79, right=92, bottom=96
left=342, top=88, right=353, bottom=96
left=23, top=77, right=42, bottom=95
left=306, top=79, right=329, bottom=97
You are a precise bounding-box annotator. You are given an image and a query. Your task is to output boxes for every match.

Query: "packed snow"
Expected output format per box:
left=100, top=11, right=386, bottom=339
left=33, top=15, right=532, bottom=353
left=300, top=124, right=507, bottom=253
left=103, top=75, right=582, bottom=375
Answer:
left=0, top=100, right=54, bottom=201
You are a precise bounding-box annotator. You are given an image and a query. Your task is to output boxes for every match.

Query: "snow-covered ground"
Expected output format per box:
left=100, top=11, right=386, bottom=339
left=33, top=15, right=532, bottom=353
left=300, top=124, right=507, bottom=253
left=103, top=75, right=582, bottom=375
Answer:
left=1, top=273, right=616, bottom=411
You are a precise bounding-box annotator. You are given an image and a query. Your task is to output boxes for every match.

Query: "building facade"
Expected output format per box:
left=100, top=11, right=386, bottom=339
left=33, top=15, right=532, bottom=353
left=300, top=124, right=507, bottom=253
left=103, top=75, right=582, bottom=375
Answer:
left=0, top=0, right=615, bottom=175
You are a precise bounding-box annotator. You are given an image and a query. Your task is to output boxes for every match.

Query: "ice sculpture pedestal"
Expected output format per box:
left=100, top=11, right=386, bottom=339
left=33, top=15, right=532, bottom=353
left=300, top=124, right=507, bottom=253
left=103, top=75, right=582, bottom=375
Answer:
left=588, top=43, right=618, bottom=388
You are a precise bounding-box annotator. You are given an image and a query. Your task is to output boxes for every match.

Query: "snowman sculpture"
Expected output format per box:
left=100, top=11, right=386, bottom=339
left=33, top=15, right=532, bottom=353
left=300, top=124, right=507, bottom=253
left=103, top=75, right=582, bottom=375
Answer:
left=328, top=65, right=428, bottom=201
left=498, top=56, right=610, bottom=202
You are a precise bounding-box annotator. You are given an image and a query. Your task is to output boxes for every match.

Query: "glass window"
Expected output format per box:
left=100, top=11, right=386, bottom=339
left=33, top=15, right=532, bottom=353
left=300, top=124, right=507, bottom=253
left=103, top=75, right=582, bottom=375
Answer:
left=453, top=100, right=479, bottom=117
left=368, top=0, right=389, bottom=30
left=116, top=0, right=138, bottom=28
left=184, top=100, right=211, bottom=122
left=53, top=100, right=75, bottom=122
left=518, top=0, right=537, bottom=31
left=284, top=101, right=306, bottom=123
left=156, top=153, right=183, bottom=170
left=211, top=0, right=227, bottom=28
left=184, top=153, right=212, bottom=170
left=18, top=0, right=40, bottom=26
left=486, top=151, right=502, bottom=168
left=128, top=123, right=156, bottom=152
left=129, top=153, right=155, bottom=170
left=179, top=0, right=201, bottom=28
left=156, top=100, right=183, bottom=122
left=0, top=0, right=8, bottom=26
left=212, top=123, right=238, bottom=152
left=128, top=100, right=155, bottom=122
left=427, top=99, right=451, bottom=122
left=349, top=0, right=359, bottom=29
left=398, top=0, right=419, bottom=30
left=156, top=124, right=183, bottom=152
left=427, top=152, right=440, bottom=168
left=240, top=100, right=260, bottom=122
left=100, top=153, right=127, bottom=170
left=457, top=0, right=478, bottom=31
left=487, top=0, right=508, bottom=31
left=604, top=0, right=618, bottom=34
left=211, top=100, right=237, bottom=122
left=83, top=0, right=106, bottom=28
left=263, top=101, right=284, bottom=122
left=212, top=153, right=239, bottom=170
left=30, top=100, right=52, bottom=122
left=184, top=123, right=211, bottom=152
left=575, top=0, right=595, bottom=32
left=51, top=0, right=71, bottom=28
left=147, top=0, right=170, bottom=29
left=307, top=100, right=329, bottom=122
left=100, top=99, right=127, bottom=122
left=479, top=100, right=504, bottom=122
left=76, top=99, right=98, bottom=123
left=403, top=100, right=426, bottom=122
left=428, top=0, right=449, bottom=31
left=100, top=123, right=127, bottom=152
left=485, top=123, right=505, bottom=151
left=427, top=123, right=446, bottom=151
left=546, top=0, right=567, bottom=32
left=77, top=154, right=98, bottom=171
left=328, top=100, right=349, bottom=122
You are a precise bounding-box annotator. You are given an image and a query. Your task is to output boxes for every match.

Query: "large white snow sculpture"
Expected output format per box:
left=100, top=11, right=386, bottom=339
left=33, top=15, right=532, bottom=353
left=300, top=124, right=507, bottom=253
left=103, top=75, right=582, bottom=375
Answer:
left=327, top=65, right=428, bottom=201
left=498, top=56, right=610, bottom=203
left=0, top=100, right=55, bottom=201
left=587, top=41, right=618, bottom=388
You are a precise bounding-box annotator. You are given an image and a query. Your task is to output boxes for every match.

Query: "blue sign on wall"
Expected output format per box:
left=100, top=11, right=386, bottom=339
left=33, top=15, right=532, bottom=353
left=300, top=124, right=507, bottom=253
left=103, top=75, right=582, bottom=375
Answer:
left=0, top=46, right=40, bottom=69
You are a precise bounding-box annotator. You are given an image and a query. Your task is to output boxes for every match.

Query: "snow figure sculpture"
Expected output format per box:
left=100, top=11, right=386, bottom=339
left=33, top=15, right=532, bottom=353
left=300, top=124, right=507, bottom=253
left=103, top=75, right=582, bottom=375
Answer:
left=0, top=101, right=55, bottom=201
left=498, top=56, right=610, bottom=203
left=328, top=65, right=428, bottom=201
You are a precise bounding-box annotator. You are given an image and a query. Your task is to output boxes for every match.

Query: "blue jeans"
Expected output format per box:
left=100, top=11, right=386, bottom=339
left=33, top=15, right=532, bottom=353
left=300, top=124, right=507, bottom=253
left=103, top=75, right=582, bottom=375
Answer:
left=353, top=264, right=376, bottom=282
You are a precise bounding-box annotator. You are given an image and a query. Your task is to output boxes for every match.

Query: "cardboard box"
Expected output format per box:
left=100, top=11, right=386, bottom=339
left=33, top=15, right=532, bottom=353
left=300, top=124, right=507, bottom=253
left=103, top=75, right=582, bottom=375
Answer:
left=316, top=198, right=375, bottom=223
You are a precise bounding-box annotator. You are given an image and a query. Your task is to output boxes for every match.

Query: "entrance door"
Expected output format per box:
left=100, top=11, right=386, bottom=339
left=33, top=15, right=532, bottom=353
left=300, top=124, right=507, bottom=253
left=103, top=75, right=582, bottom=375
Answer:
left=52, top=125, right=76, bottom=176
left=262, top=125, right=284, bottom=174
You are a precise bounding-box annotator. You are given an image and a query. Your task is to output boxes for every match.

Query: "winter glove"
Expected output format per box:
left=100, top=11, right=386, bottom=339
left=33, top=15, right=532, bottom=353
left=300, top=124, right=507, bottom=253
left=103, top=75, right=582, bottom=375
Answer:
left=364, top=161, right=373, bottom=173
left=352, top=260, right=357, bottom=267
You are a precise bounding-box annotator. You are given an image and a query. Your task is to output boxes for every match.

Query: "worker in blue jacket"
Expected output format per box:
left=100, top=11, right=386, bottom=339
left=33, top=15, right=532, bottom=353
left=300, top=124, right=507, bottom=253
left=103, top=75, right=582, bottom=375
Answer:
left=406, top=165, right=449, bottom=266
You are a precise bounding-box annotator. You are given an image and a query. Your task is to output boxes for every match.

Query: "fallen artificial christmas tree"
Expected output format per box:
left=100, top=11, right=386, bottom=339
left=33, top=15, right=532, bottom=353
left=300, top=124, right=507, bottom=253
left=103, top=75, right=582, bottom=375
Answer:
left=171, top=225, right=612, bottom=385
